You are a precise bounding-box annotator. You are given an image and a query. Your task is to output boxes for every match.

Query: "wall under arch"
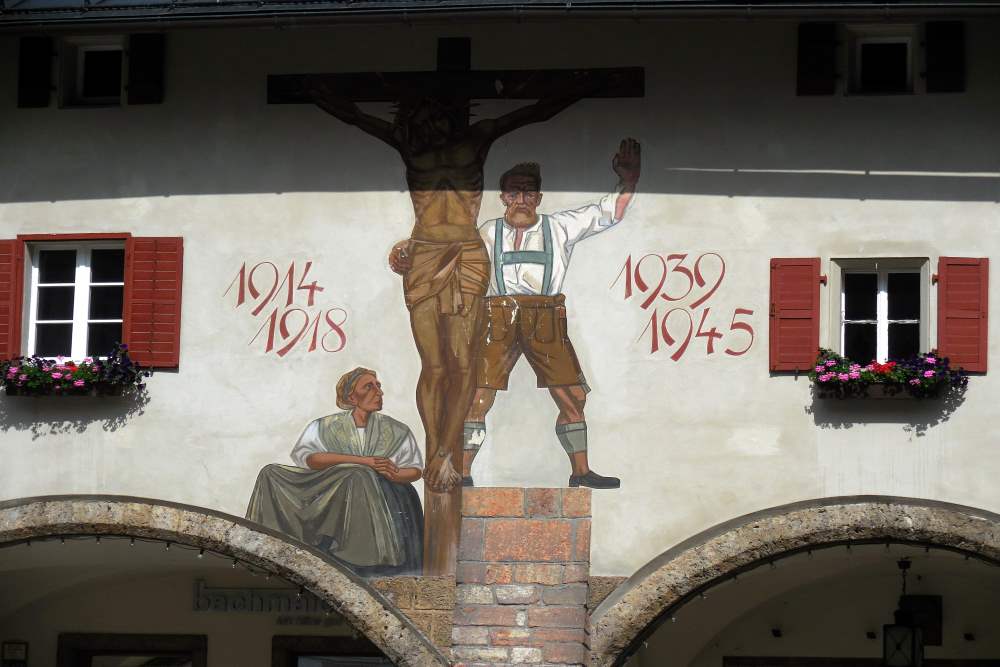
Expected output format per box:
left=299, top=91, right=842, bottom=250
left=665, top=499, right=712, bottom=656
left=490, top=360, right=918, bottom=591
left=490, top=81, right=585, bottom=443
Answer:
left=0, top=494, right=449, bottom=667
left=589, top=495, right=1000, bottom=667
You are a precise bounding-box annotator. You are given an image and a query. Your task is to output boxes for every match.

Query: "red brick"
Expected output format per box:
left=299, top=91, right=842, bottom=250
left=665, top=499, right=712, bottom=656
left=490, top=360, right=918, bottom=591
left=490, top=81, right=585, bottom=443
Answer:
left=513, top=563, right=563, bottom=585
left=543, top=641, right=587, bottom=664
left=483, top=519, right=572, bottom=562
left=459, top=518, right=484, bottom=561
left=531, top=628, right=587, bottom=643
left=494, top=584, right=540, bottom=605
left=527, top=606, right=586, bottom=628
left=489, top=627, right=586, bottom=647
left=525, top=488, right=560, bottom=517
left=454, top=605, right=520, bottom=626
left=572, top=519, right=591, bottom=562
left=452, top=626, right=490, bottom=645
left=562, top=563, right=589, bottom=583
left=462, top=487, right=525, bottom=517
left=456, top=562, right=486, bottom=583
left=485, top=564, right=514, bottom=584
left=489, top=627, right=534, bottom=646
left=562, top=487, right=591, bottom=517
left=451, top=646, right=510, bottom=663
left=541, top=584, right=588, bottom=606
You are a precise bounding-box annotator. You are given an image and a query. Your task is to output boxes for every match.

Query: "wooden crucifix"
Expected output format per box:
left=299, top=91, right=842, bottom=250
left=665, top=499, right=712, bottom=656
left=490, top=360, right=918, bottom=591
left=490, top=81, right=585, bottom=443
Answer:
left=268, top=38, right=644, bottom=577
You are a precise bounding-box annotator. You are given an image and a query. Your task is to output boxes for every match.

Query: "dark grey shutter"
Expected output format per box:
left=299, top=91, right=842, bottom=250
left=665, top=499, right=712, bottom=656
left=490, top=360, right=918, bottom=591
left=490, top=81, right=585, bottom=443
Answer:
left=925, top=21, right=965, bottom=93
left=17, top=36, right=53, bottom=108
left=797, top=23, right=837, bottom=96
left=127, top=33, right=166, bottom=105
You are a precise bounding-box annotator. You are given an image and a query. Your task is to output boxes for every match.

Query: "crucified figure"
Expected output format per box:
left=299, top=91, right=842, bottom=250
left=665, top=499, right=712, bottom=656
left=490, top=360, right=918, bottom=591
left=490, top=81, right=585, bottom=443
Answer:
left=310, top=84, right=595, bottom=574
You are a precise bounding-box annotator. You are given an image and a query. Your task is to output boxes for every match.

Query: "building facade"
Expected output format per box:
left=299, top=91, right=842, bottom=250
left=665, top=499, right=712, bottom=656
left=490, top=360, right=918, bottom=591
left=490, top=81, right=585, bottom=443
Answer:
left=1, top=2, right=998, bottom=665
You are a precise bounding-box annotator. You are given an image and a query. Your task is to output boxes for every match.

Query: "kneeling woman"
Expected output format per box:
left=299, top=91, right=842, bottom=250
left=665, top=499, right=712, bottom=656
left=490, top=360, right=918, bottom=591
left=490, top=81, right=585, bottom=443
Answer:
left=247, top=367, right=423, bottom=576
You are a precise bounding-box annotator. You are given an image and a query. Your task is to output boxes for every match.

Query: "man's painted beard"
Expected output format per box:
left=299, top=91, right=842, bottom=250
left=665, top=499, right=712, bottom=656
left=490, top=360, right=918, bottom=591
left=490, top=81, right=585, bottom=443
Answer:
left=505, top=205, right=537, bottom=228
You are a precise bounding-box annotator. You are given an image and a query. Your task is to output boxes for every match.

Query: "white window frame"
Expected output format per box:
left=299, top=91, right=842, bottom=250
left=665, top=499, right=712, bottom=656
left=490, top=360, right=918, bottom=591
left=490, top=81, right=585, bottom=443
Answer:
left=27, top=241, right=126, bottom=360
left=845, top=23, right=919, bottom=95
left=828, top=258, right=929, bottom=363
left=59, top=35, right=126, bottom=107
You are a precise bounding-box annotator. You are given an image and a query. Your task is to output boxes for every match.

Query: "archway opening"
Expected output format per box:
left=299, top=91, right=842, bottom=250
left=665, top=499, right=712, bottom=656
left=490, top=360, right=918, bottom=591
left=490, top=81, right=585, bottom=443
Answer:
left=625, top=541, right=1000, bottom=667
left=589, top=497, right=1000, bottom=667
left=0, top=496, right=448, bottom=667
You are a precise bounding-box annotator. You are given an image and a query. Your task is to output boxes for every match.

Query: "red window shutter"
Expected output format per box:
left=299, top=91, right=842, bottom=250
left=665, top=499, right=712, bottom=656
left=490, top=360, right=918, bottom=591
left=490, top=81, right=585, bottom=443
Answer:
left=123, top=237, right=183, bottom=368
left=937, top=257, right=988, bottom=373
left=770, top=257, right=821, bottom=372
left=0, top=240, right=25, bottom=360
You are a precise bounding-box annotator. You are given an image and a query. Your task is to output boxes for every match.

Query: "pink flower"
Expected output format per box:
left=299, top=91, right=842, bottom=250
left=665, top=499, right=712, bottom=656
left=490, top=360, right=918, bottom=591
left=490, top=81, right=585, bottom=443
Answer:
left=818, top=374, right=830, bottom=381
left=925, top=357, right=936, bottom=364
left=849, top=371, right=861, bottom=379
left=73, top=380, right=85, bottom=387
left=50, top=372, right=62, bottom=379
left=923, top=370, right=935, bottom=378
left=838, top=373, right=850, bottom=381
left=9, top=366, right=18, bottom=373
left=18, top=374, right=26, bottom=381
left=850, top=364, right=861, bottom=372
left=909, top=379, right=921, bottom=385
left=825, top=360, right=837, bottom=367
left=83, top=357, right=94, bottom=364
left=815, top=365, right=824, bottom=372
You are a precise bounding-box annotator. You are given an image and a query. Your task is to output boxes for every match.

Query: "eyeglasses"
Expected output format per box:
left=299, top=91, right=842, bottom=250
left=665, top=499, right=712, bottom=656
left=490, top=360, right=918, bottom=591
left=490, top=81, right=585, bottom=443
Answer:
left=501, top=190, right=541, bottom=204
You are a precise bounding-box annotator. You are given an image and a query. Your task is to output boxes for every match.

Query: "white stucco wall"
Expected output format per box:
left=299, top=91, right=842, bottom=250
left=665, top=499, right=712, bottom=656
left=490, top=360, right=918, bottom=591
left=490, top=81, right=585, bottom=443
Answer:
left=0, top=17, right=998, bottom=577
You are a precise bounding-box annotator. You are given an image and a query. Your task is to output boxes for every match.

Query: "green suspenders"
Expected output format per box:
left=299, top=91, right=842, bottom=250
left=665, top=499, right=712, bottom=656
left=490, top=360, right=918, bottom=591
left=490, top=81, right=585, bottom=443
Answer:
left=493, top=215, right=553, bottom=296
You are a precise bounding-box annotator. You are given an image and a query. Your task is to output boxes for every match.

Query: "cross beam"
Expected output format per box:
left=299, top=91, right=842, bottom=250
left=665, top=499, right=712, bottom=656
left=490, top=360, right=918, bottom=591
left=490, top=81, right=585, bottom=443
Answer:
left=267, top=37, right=643, bottom=104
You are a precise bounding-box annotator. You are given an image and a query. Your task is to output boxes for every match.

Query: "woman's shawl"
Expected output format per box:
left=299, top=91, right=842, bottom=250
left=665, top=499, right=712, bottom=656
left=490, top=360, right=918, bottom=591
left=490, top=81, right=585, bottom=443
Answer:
left=246, top=411, right=423, bottom=574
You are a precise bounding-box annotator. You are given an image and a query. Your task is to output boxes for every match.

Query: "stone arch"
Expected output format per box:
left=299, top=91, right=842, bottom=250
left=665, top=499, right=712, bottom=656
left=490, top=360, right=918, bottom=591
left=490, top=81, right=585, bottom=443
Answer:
left=589, top=495, right=1000, bottom=667
left=0, top=495, right=449, bottom=667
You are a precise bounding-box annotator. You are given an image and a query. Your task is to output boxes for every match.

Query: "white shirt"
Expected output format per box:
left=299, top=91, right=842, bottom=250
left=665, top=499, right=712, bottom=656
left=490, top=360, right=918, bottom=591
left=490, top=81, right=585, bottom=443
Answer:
left=479, top=192, right=634, bottom=297
left=290, top=419, right=424, bottom=470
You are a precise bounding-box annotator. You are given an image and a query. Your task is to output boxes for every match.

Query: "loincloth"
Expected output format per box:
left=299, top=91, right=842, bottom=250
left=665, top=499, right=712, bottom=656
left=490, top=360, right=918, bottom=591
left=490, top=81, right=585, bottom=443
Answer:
left=403, top=239, right=490, bottom=314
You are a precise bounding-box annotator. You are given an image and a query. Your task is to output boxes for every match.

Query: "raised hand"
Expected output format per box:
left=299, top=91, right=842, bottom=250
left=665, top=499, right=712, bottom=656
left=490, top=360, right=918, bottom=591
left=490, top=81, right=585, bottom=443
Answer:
left=612, top=137, right=641, bottom=189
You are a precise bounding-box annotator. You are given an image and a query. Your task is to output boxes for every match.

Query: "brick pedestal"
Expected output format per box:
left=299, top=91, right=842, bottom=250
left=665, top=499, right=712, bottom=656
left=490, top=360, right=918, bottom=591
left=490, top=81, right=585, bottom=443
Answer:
left=452, top=487, right=591, bottom=666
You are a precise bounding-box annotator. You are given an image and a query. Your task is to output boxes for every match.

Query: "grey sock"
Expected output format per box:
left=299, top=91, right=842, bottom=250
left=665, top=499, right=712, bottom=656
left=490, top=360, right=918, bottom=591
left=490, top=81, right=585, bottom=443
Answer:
left=464, top=421, right=486, bottom=451
left=556, top=422, right=587, bottom=455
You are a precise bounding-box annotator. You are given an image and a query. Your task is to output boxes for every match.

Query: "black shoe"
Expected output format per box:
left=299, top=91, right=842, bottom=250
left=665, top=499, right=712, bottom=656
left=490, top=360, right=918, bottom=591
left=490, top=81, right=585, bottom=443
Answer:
left=462, top=476, right=475, bottom=487
left=568, top=471, right=620, bottom=489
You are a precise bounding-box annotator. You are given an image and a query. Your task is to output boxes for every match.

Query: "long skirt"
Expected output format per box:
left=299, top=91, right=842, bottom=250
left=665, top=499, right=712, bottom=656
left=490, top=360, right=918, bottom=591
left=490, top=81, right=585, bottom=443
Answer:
left=246, top=463, right=423, bottom=576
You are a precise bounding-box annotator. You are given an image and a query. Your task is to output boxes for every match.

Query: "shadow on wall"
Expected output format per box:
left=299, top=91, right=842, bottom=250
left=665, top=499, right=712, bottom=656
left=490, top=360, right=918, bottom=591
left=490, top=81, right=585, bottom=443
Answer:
left=805, top=385, right=968, bottom=437
left=2, top=20, right=1000, bottom=204
left=0, top=392, right=150, bottom=439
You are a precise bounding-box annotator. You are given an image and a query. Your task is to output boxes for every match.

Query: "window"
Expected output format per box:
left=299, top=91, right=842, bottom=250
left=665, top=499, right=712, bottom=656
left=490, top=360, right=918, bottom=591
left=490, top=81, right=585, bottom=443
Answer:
left=837, top=259, right=927, bottom=363
left=27, top=242, right=125, bottom=359
left=60, top=36, right=125, bottom=106
left=847, top=24, right=917, bottom=95
left=769, top=256, right=988, bottom=373
left=0, top=235, right=184, bottom=368
left=796, top=21, right=965, bottom=97
left=56, top=633, right=206, bottom=667
left=272, top=636, right=390, bottom=667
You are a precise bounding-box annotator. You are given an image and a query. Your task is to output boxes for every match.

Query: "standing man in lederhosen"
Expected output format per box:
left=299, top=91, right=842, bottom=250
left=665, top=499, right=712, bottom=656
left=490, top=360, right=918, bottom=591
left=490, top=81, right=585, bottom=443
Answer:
left=461, top=138, right=641, bottom=489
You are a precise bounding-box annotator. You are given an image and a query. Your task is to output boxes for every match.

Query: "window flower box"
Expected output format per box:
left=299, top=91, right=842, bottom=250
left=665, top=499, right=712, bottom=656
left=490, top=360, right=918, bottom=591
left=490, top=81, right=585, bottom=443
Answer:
left=809, top=348, right=968, bottom=399
left=1, top=343, right=150, bottom=398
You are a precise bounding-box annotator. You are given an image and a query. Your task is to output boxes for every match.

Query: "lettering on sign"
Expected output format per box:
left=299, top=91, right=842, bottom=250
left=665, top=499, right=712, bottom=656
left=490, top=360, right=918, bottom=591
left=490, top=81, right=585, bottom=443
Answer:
left=611, top=252, right=756, bottom=360
left=223, top=260, right=348, bottom=356
left=192, top=579, right=331, bottom=613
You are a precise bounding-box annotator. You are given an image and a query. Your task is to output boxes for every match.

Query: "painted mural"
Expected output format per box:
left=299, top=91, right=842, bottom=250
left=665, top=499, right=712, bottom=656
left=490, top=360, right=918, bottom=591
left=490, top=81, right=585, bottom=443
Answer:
left=245, top=39, right=646, bottom=576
